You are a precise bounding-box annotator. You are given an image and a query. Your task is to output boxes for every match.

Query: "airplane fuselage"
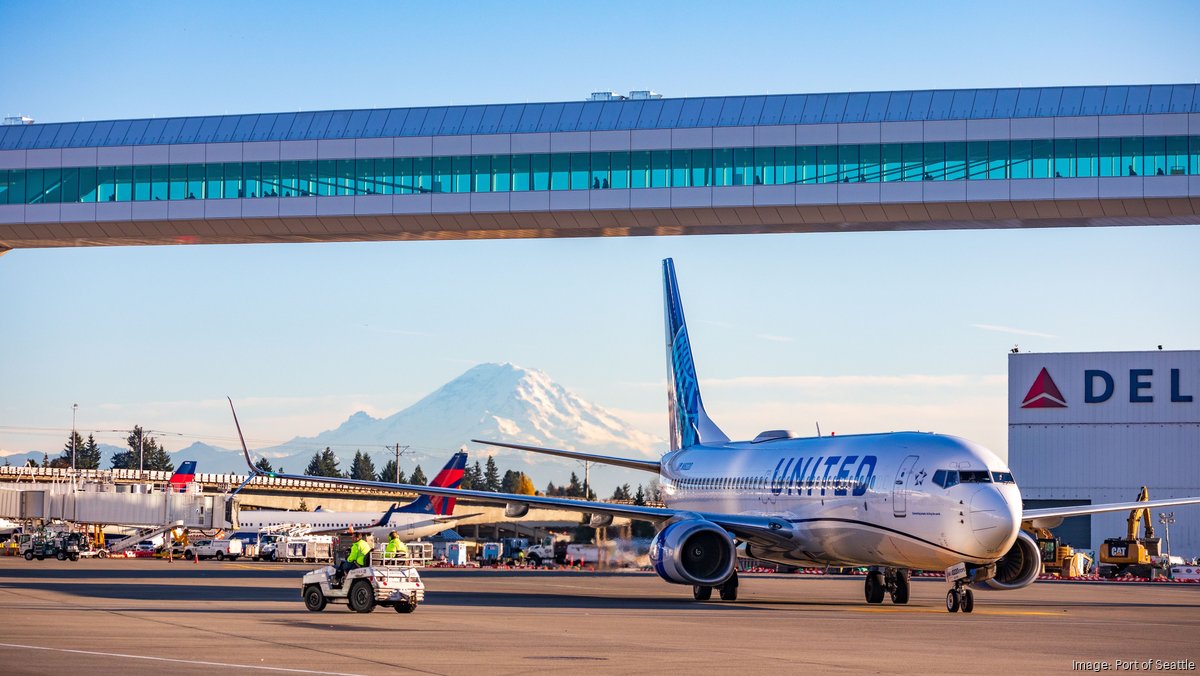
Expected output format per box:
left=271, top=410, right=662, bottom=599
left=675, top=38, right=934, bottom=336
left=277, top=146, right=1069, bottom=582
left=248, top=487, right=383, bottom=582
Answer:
left=236, top=511, right=452, bottom=540
left=659, top=431, right=1021, bottom=571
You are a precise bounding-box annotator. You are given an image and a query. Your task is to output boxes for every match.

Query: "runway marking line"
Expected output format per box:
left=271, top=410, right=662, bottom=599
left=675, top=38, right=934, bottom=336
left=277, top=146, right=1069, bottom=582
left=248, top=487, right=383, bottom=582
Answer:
left=0, top=642, right=367, bottom=676
left=850, top=607, right=1057, bottom=616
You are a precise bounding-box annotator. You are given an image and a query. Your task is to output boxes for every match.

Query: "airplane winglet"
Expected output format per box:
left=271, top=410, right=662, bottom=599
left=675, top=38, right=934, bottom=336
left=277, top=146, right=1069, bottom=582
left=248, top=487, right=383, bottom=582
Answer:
left=228, top=397, right=266, bottom=477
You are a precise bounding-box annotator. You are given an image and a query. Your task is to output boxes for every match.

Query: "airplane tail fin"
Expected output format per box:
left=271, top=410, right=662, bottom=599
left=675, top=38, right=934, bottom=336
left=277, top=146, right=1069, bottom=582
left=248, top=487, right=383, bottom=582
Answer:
left=392, top=451, right=467, bottom=516
left=168, top=461, right=197, bottom=492
left=663, top=258, right=729, bottom=451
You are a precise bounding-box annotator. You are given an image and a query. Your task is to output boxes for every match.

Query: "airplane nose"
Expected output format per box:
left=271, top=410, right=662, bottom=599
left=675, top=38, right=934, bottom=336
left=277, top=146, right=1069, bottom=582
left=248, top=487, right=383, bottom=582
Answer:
left=969, top=487, right=1018, bottom=553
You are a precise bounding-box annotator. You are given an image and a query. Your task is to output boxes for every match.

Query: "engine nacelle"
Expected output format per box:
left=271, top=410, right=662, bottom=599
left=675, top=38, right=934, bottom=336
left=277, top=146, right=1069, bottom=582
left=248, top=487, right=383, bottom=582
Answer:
left=649, top=519, right=735, bottom=587
left=980, top=530, right=1042, bottom=590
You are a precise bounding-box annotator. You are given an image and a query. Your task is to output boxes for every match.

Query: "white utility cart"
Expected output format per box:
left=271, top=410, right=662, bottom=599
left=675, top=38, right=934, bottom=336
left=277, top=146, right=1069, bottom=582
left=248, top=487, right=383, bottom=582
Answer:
left=300, top=543, right=425, bottom=614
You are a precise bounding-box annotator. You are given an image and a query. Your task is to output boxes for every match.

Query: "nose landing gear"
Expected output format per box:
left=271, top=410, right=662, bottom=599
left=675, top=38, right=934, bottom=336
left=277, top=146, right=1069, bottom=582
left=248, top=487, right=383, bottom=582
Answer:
left=864, top=568, right=910, bottom=605
left=946, top=581, right=974, bottom=613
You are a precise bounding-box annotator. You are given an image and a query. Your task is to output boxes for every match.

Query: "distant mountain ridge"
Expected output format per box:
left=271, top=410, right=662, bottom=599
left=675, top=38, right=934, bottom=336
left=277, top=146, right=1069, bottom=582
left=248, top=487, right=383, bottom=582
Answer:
left=5, top=364, right=664, bottom=492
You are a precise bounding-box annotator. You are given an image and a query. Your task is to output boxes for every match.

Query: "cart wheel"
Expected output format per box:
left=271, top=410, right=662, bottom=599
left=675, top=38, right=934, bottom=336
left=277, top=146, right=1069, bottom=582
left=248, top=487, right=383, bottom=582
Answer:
left=303, top=585, right=327, bottom=612
left=24, top=551, right=33, bottom=561
left=98, top=551, right=108, bottom=559
left=394, top=601, right=417, bottom=614
left=348, top=580, right=376, bottom=613
left=70, top=554, right=79, bottom=562
left=56, top=551, right=67, bottom=561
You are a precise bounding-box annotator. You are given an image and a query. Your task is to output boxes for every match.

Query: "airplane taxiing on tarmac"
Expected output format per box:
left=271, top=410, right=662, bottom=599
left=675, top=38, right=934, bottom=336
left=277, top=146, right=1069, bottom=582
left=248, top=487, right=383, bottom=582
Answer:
left=235, top=452, right=471, bottom=541
left=231, top=258, right=1200, bottom=613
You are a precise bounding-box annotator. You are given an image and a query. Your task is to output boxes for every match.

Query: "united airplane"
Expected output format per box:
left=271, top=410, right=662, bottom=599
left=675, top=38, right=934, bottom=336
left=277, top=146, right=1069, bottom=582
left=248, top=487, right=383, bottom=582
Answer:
left=233, top=259, right=1200, bottom=613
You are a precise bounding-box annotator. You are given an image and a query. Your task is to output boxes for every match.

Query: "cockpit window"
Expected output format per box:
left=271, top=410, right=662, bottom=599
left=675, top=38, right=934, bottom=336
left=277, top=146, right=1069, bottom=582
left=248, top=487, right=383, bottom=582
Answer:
left=959, top=470, right=992, bottom=483
left=991, top=471, right=1015, bottom=484
left=932, top=469, right=959, bottom=488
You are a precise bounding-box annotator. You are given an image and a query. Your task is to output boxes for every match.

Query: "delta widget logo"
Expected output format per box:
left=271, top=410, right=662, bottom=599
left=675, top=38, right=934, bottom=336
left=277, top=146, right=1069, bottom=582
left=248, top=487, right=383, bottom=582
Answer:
left=1021, top=367, right=1067, bottom=408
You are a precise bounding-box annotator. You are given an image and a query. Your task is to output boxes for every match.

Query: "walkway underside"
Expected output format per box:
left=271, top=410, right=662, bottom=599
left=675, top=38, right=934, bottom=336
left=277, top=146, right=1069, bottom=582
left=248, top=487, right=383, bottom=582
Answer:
left=2, top=197, right=1197, bottom=248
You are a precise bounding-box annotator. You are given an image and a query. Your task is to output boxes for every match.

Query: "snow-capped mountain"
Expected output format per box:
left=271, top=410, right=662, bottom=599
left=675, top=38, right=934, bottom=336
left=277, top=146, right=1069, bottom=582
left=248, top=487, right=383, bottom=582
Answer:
left=3, top=364, right=666, bottom=493
left=262, top=363, right=664, bottom=491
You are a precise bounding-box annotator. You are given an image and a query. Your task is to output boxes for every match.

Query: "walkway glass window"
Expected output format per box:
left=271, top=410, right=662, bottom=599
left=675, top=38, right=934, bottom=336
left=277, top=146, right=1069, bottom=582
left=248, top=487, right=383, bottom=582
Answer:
left=3, top=135, right=1198, bottom=205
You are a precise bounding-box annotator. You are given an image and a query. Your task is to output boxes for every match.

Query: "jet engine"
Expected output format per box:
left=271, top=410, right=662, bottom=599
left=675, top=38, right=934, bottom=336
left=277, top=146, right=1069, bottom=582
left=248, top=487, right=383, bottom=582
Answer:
left=649, top=519, right=735, bottom=586
left=980, top=530, right=1042, bottom=590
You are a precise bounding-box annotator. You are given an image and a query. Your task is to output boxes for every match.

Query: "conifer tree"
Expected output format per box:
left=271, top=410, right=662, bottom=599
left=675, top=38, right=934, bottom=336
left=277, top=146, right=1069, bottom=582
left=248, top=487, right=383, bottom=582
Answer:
left=349, top=450, right=377, bottom=481
left=304, top=447, right=344, bottom=477
left=484, top=456, right=501, bottom=492
left=409, top=464, right=427, bottom=485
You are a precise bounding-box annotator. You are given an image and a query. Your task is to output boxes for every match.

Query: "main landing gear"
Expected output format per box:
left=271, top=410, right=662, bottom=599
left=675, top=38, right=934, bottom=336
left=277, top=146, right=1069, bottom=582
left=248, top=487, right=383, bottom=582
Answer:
left=946, top=580, right=974, bottom=613
left=693, top=570, right=739, bottom=602
left=864, top=568, right=910, bottom=605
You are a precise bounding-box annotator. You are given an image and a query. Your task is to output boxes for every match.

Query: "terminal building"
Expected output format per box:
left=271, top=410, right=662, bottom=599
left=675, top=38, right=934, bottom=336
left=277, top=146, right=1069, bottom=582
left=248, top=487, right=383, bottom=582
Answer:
left=1, top=83, right=1199, bottom=250
left=1010, top=350, right=1200, bottom=557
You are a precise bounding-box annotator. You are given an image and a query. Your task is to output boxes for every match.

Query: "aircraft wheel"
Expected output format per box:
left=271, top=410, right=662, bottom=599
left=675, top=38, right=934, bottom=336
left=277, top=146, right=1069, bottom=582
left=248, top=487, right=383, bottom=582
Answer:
left=23, top=551, right=33, bottom=561
left=718, top=571, right=739, bottom=601
left=890, top=570, right=910, bottom=605
left=865, top=571, right=885, bottom=604
left=349, top=580, right=376, bottom=613
left=692, top=585, right=712, bottom=601
left=394, top=600, right=417, bottom=614
left=215, top=551, right=225, bottom=561
left=946, top=589, right=960, bottom=613
left=961, top=589, right=974, bottom=613
left=303, top=585, right=327, bottom=612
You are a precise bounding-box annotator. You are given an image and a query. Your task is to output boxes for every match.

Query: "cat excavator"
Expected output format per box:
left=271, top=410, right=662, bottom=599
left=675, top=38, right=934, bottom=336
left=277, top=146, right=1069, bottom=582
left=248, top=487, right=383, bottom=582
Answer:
left=1099, top=487, right=1162, bottom=578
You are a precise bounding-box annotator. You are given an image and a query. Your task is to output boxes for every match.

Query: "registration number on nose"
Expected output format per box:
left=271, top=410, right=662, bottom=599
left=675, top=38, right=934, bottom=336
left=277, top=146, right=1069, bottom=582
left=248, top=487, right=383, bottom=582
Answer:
left=945, top=562, right=967, bottom=582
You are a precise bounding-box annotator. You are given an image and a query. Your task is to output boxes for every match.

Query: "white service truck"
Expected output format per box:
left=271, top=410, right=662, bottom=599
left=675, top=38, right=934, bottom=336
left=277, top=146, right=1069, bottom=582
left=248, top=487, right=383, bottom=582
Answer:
left=182, top=538, right=243, bottom=561
left=524, top=536, right=616, bottom=566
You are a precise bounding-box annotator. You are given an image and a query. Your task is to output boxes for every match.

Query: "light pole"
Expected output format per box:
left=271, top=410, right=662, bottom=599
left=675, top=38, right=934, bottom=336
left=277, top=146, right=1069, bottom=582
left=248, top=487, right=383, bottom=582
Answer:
left=1159, top=512, right=1176, bottom=559
left=71, top=403, right=78, bottom=472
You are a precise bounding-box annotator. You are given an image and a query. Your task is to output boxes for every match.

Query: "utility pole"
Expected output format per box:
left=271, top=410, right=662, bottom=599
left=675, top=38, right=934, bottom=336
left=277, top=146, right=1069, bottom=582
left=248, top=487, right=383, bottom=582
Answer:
left=584, top=460, right=590, bottom=500
left=384, top=443, right=410, bottom=483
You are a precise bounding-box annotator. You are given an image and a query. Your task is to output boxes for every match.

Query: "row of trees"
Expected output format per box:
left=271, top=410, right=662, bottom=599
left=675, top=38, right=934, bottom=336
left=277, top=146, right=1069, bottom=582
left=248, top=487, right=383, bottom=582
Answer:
left=34, top=427, right=174, bottom=471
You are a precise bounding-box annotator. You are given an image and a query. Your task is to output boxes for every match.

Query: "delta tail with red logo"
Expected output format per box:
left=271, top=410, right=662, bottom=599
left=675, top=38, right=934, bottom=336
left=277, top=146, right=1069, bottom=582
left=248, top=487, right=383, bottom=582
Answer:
left=381, top=452, right=467, bottom=519
left=168, top=461, right=197, bottom=491
left=1021, top=367, right=1067, bottom=408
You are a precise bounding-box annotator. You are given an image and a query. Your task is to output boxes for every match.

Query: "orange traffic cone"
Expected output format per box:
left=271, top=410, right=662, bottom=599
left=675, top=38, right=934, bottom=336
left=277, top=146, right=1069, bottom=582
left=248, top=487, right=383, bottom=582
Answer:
left=193, top=551, right=199, bottom=564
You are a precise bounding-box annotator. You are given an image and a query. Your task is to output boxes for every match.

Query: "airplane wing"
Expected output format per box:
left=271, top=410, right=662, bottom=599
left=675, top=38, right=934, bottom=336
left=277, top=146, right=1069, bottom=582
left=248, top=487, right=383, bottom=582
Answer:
left=229, top=398, right=791, bottom=547
left=1023, top=496, right=1200, bottom=521
left=470, top=439, right=661, bottom=474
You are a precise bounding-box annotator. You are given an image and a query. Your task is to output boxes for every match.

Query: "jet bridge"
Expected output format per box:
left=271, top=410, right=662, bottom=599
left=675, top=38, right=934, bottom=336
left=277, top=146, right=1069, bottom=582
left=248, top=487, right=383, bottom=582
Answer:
left=0, top=482, right=231, bottom=529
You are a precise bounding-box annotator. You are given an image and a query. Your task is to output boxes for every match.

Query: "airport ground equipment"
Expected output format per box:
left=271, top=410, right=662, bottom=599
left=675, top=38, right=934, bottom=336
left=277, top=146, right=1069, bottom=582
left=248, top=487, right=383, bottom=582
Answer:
left=1100, top=487, right=1162, bottom=577
left=106, top=521, right=184, bottom=554
left=180, top=537, right=243, bottom=561
left=300, top=549, right=425, bottom=614
left=1026, top=526, right=1092, bottom=577
left=255, top=524, right=333, bottom=562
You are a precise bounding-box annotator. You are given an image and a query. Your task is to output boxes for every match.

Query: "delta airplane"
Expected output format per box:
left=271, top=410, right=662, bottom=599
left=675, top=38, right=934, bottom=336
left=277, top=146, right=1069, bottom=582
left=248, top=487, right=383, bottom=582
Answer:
left=233, top=259, right=1200, bottom=613
left=236, top=452, right=471, bottom=541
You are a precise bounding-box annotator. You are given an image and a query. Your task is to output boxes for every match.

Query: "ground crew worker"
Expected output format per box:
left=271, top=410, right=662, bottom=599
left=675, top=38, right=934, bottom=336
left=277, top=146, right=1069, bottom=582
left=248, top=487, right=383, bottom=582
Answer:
left=385, top=531, right=407, bottom=561
left=334, top=532, right=367, bottom=586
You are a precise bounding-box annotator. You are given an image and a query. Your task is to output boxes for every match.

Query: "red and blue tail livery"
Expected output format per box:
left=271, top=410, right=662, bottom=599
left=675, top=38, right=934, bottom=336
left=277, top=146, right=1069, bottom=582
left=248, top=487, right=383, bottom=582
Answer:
left=386, top=451, right=467, bottom=518
left=168, top=460, right=197, bottom=491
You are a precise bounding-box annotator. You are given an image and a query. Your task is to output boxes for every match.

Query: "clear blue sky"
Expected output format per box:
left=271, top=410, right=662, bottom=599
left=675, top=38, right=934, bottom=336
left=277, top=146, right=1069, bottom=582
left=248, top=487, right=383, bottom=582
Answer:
left=1, top=1, right=1198, bottom=470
